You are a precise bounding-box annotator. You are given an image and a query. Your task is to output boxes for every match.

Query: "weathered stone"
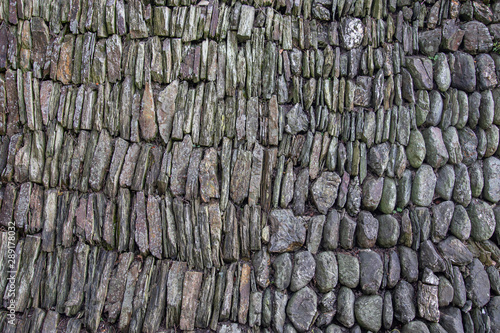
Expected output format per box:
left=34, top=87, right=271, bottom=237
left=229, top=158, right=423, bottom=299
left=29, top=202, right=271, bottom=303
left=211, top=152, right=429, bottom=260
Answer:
left=483, top=157, right=500, bottom=202
left=237, top=5, right=255, bottom=40
left=405, top=57, right=433, bottom=90
left=368, top=142, right=390, bottom=176
left=354, top=295, right=383, bottom=332
left=230, top=150, right=252, bottom=205
left=406, top=130, right=426, bottom=168
left=418, top=282, right=439, bottom=322
left=315, top=251, right=338, bottom=293
left=336, top=286, right=355, bottom=328
left=310, top=171, right=341, bottom=214
left=269, top=210, right=306, bottom=253
left=411, top=165, right=436, bottom=207
left=286, top=287, right=317, bottom=332
left=419, top=28, right=442, bottom=57
left=440, top=307, right=464, bottom=333
left=362, top=176, right=384, bottom=211
left=451, top=51, right=476, bottom=92
left=359, top=250, right=383, bottom=295
left=449, top=205, right=471, bottom=240
left=435, top=165, right=455, bottom=200
left=322, top=210, right=340, bottom=250
left=419, top=240, right=446, bottom=273
left=379, top=178, right=397, bottom=214
left=356, top=211, right=378, bottom=248
left=337, top=253, right=359, bottom=288
left=453, top=163, right=472, bottom=207
left=339, top=215, right=356, bottom=249
left=179, top=271, right=203, bottom=330
left=273, top=253, right=292, bottom=290
left=286, top=104, right=309, bottom=134
left=467, top=198, right=496, bottom=241
left=437, top=237, right=473, bottom=267
left=423, top=127, right=449, bottom=169
left=290, top=250, right=316, bottom=292
left=340, top=18, right=364, bottom=50
left=307, top=215, right=325, bottom=254
left=157, top=80, right=178, bottom=143
left=199, top=148, right=220, bottom=202
left=433, top=53, right=451, bottom=92
left=476, top=54, right=498, bottom=91
left=394, top=280, right=416, bottom=324
left=170, top=135, right=192, bottom=197
left=442, top=20, right=465, bottom=51
left=462, top=21, right=493, bottom=54
left=465, top=258, right=490, bottom=307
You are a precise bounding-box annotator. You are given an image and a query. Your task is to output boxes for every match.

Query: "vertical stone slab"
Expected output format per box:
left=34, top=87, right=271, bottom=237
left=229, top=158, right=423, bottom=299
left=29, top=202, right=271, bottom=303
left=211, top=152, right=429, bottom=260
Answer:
left=179, top=271, right=203, bottom=331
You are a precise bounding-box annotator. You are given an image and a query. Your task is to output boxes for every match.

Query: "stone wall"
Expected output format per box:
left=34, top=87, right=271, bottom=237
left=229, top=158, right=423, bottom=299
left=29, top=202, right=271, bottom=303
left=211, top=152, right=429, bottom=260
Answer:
left=0, top=0, right=499, bottom=332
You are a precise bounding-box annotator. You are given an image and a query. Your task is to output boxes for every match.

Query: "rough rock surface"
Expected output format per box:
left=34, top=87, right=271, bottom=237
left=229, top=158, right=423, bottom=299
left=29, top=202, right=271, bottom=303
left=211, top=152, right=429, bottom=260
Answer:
left=2, top=1, right=500, bottom=333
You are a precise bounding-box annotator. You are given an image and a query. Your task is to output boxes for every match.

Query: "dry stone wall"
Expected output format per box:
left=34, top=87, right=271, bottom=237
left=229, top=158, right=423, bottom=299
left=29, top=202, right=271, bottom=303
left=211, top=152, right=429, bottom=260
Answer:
left=0, top=0, right=499, bottom=332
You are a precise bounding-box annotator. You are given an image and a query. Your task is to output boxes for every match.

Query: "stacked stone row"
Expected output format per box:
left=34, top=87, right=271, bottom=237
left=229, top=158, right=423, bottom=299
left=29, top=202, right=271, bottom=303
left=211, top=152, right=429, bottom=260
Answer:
left=0, top=0, right=500, bottom=332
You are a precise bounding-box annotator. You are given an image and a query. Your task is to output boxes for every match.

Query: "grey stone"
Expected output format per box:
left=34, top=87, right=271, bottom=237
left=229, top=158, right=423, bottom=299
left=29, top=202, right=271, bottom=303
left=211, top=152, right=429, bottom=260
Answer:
left=480, top=90, right=495, bottom=129
left=356, top=211, right=378, bottom=248
left=462, top=21, right=493, bottom=54
left=466, top=258, right=491, bottom=307
left=450, top=205, right=471, bottom=240
left=368, top=142, right=390, bottom=176
left=362, top=176, right=384, bottom=211
left=336, top=286, right=355, bottom=328
left=438, top=277, right=454, bottom=307
left=451, top=51, right=476, bottom=92
left=394, top=280, right=416, bottom=324
left=340, top=18, right=364, bottom=50
left=286, top=287, right=317, bottom=332
left=337, top=253, right=359, bottom=288
left=452, top=266, right=467, bottom=308
left=269, top=210, right=307, bottom=253
left=405, top=57, right=433, bottom=90
left=467, top=198, right=496, bottom=241
left=377, top=214, right=400, bottom=248
left=322, top=210, right=340, bottom=250
left=419, top=29, right=442, bottom=57
left=315, top=251, right=338, bottom=293
left=290, top=250, right=316, bottom=292
left=383, top=291, right=394, bottom=330
left=428, top=90, right=443, bottom=126
left=476, top=54, right=498, bottom=90
left=354, top=295, right=383, bottom=332
left=483, top=157, right=500, bottom=202
left=411, top=165, right=436, bottom=207
left=433, top=53, right=451, bottom=92
left=453, top=163, right=472, bottom=206
left=406, top=130, right=426, bottom=168
left=310, top=172, right=341, bottom=214
left=273, top=253, right=292, bottom=290
left=339, top=215, right=356, bottom=250
left=379, top=178, right=397, bottom=214
left=435, top=165, right=456, bottom=200
left=440, top=307, right=464, bottom=333
left=403, top=321, right=431, bottom=333
left=469, top=160, right=484, bottom=197
left=419, top=240, right=446, bottom=273
left=431, top=201, right=454, bottom=242
left=307, top=215, right=325, bottom=254
left=398, top=246, right=419, bottom=283
left=286, top=104, right=309, bottom=134
left=488, top=297, right=500, bottom=333
left=359, top=250, right=383, bottom=295
left=443, top=127, right=463, bottom=165
left=423, top=127, right=449, bottom=169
